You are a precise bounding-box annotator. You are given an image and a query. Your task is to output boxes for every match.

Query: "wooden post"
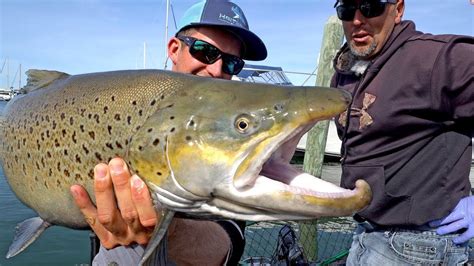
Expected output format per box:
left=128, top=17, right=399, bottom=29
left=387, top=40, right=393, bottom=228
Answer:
left=299, top=15, right=344, bottom=262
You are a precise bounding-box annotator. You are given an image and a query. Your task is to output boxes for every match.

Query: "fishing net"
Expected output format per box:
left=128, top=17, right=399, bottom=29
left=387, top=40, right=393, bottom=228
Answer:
left=240, top=217, right=356, bottom=265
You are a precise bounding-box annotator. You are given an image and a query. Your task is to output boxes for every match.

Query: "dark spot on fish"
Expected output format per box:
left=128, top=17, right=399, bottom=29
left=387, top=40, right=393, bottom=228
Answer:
left=36, top=121, right=39, bottom=126
left=150, top=99, right=156, bottom=106
left=95, top=152, right=103, bottom=161
left=70, top=117, right=74, bottom=126
left=80, top=125, right=85, bottom=133
left=95, top=97, right=99, bottom=103
left=88, top=170, right=94, bottom=179
left=14, top=155, right=18, bottom=163
left=65, top=99, right=68, bottom=104
left=34, top=176, right=38, bottom=182
left=54, top=139, right=60, bottom=147
left=116, top=141, right=123, bottom=149
left=46, top=130, right=50, bottom=138
left=108, top=125, right=112, bottom=135
left=106, top=143, right=114, bottom=150
left=132, top=100, right=137, bottom=106
left=147, top=128, right=153, bottom=133
left=52, top=120, right=57, bottom=130
left=27, top=152, right=31, bottom=159
left=94, top=114, right=100, bottom=124
left=64, top=149, right=68, bottom=156
left=125, top=139, right=129, bottom=145
left=114, top=114, right=121, bottom=121
left=82, top=144, right=90, bottom=154
left=160, top=95, right=165, bottom=100
left=72, top=131, right=77, bottom=143
left=44, top=181, right=49, bottom=189
left=170, top=116, right=175, bottom=120
left=170, top=128, right=175, bottom=133
left=167, top=104, right=174, bottom=108
left=61, top=113, right=65, bottom=120
left=76, top=154, right=82, bottom=163
left=88, top=114, right=92, bottom=120
left=138, top=110, right=143, bottom=116
left=36, top=161, right=40, bottom=170
left=89, top=131, right=95, bottom=140
left=75, top=174, right=82, bottom=182
left=47, top=151, right=52, bottom=158
left=41, top=132, right=45, bottom=141
left=135, top=169, right=140, bottom=175
left=62, top=129, right=67, bottom=137
left=56, top=180, right=61, bottom=188
left=157, top=172, right=162, bottom=176
left=49, top=168, right=53, bottom=177
left=57, top=162, right=61, bottom=172
left=46, top=115, right=50, bottom=123
left=64, top=170, right=70, bottom=177
left=111, top=96, right=116, bottom=102
left=22, top=164, right=27, bottom=175
left=104, top=106, right=109, bottom=114
left=153, top=139, right=160, bottom=146
left=186, top=136, right=192, bottom=141
left=29, top=127, right=33, bottom=134
left=80, top=108, right=86, bottom=117
left=138, top=146, right=143, bottom=151
left=54, top=103, right=58, bottom=110
left=188, top=120, right=195, bottom=127
left=135, top=126, right=141, bottom=131
left=41, top=158, right=45, bottom=168
left=127, top=116, right=132, bottom=125
left=37, top=143, right=41, bottom=151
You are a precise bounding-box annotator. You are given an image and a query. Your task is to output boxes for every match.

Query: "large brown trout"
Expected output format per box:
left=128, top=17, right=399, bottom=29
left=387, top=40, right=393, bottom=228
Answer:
left=0, top=69, right=371, bottom=263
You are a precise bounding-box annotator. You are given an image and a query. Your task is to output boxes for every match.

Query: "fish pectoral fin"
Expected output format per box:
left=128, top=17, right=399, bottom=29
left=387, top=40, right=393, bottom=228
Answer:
left=6, top=217, right=51, bottom=258
left=139, top=209, right=176, bottom=266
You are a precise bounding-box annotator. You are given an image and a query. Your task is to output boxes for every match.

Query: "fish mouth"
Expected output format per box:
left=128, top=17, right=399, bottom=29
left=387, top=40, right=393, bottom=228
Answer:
left=212, top=123, right=372, bottom=220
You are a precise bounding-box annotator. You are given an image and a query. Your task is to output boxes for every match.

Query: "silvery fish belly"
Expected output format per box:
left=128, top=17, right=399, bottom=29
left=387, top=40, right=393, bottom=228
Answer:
left=0, top=69, right=371, bottom=259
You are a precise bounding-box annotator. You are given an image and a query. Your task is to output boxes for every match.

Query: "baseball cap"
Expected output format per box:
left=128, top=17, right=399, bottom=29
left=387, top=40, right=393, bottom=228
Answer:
left=176, top=0, right=267, bottom=61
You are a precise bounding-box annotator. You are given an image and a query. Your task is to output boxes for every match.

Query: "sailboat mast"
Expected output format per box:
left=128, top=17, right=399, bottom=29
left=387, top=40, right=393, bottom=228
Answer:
left=143, top=42, right=147, bottom=69
left=164, top=0, right=170, bottom=69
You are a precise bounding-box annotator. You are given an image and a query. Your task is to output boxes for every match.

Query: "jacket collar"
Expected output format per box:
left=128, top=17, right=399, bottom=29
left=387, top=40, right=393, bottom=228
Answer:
left=333, top=20, right=420, bottom=76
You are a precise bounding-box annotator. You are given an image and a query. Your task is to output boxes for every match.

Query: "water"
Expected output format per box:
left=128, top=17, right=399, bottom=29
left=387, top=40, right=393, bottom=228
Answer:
left=0, top=100, right=473, bottom=265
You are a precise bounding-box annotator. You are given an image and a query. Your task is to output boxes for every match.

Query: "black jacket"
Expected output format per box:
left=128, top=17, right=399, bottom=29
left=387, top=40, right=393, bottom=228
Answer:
left=331, top=20, right=474, bottom=226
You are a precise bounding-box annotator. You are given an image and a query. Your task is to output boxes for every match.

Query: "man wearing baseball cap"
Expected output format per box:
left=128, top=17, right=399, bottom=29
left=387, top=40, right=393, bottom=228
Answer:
left=70, top=1, right=267, bottom=265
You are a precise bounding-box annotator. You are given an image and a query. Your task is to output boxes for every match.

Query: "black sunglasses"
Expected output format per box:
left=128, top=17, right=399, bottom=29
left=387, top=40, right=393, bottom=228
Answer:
left=335, top=0, right=397, bottom=21
left=176, top=35, right=245, bottom=75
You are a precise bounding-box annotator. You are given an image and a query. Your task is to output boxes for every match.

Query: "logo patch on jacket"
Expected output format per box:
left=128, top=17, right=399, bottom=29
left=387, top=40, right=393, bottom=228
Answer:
left=339, top=93, right=376, bottom=130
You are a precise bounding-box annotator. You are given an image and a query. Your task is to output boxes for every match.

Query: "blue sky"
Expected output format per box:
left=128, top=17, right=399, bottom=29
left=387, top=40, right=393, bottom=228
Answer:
left=1, top=0, right=473, bottom=88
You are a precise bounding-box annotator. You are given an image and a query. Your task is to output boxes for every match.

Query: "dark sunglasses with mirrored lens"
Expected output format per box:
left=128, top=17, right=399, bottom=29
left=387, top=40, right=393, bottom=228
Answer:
left=176, top=35, right=245, bottom=75
left=335, top=0, right=397, bottom=21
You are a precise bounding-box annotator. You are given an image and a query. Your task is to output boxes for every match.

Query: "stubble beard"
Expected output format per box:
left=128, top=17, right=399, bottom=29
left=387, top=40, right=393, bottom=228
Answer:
left=349, top=40, right=377, bottom=59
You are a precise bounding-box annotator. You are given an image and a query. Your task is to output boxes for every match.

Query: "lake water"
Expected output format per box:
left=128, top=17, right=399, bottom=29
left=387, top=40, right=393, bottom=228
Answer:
left=0, top=100, right=473, bottom=265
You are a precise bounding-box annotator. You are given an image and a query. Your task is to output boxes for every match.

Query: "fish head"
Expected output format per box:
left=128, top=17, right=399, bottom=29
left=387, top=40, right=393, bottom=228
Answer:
left=127, top=76, right=371, bottom=221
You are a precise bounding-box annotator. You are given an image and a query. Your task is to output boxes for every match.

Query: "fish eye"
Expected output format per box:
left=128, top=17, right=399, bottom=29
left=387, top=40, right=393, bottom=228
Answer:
left=235, top=117, right=250, bottom=133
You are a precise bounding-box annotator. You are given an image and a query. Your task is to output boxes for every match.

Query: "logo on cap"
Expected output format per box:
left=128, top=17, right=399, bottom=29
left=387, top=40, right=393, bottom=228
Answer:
left=217, top=5, right=246, bottom=28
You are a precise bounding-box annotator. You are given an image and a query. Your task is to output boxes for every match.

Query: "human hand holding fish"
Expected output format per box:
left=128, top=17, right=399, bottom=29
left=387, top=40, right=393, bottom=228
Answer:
left=70, top=157, right=157, bottom=248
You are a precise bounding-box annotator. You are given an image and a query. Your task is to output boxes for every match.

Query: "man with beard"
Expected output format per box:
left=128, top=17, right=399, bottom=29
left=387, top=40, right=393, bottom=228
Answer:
left=331, top=0, right=473, bottom=264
